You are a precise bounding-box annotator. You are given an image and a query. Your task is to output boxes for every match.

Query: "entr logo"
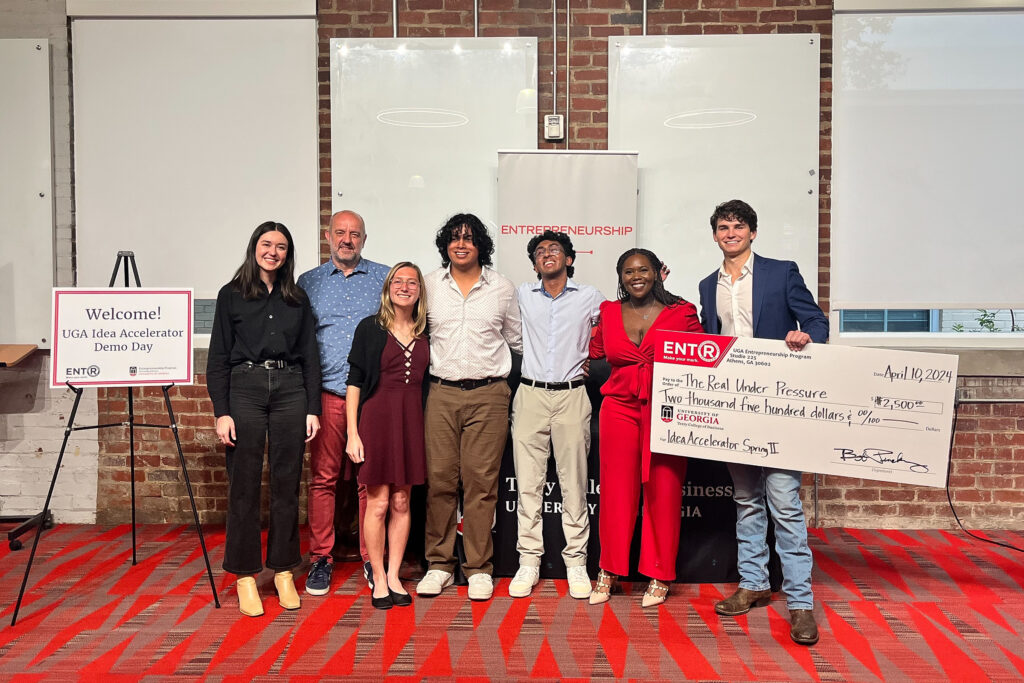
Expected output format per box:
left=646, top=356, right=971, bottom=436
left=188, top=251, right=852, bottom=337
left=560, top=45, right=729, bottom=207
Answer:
left=662, top=339, right=721, bottom=363
left=66, top=365, right=101, bottom=378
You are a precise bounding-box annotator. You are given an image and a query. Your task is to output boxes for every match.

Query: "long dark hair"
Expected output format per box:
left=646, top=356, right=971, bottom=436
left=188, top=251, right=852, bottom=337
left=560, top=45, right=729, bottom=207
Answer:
left=615, top=248, right=681, bottom=306
left=230, top=221, right=304, bottom=305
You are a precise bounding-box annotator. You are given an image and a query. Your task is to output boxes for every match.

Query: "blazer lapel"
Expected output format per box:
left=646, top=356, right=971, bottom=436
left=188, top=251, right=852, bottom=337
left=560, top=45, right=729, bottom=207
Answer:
left=751, top=253, right=765, bottom=336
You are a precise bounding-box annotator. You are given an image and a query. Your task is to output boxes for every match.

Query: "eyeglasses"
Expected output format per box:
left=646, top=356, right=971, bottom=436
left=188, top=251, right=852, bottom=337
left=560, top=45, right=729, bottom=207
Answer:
left=391, top=278, right=420, bottom=288
left=534, top=246, right=563, bottom=258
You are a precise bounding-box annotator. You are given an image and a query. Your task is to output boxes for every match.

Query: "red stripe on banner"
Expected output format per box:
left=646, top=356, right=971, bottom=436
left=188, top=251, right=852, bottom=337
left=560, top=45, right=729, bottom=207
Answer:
left=712, top=336, right=737, bottom=368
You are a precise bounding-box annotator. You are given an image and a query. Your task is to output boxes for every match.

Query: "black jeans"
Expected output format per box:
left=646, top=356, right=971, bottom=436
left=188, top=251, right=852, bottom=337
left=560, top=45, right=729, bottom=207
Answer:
left=223, top=364, right=307, bottom=574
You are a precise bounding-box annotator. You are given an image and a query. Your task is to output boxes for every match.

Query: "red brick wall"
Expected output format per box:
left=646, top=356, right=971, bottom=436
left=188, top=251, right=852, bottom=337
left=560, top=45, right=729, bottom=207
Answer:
left=93, top=0, right=1024, bottom=530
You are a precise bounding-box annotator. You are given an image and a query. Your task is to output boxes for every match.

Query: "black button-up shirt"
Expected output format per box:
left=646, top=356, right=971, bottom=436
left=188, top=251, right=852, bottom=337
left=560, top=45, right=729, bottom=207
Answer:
left=206, top=281, right=322, bottom=417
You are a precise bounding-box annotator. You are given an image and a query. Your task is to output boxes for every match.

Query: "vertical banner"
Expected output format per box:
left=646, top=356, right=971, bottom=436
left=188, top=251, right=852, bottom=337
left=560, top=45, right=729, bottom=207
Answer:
left=496, top=151, right=638, bottom=298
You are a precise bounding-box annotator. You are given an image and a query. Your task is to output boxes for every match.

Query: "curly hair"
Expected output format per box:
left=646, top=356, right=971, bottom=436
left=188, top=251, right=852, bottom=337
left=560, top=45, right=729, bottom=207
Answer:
left=434, top=213, right=494, bottom=268
left=526, top=230, right=575, bottom=279
left=615, top=248, right=680, bottom=306
left=709, top=199, right=758, bottom=232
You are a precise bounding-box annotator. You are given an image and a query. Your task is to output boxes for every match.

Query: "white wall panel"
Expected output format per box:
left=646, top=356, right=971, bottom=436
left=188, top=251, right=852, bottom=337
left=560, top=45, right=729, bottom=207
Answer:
left=0, top=39, right=54, bottom=346
left=73, top=18, right=319, bottom=299
left=330, top=38, right=537, bottom=272
left=609, top=35, right=820, bottom=307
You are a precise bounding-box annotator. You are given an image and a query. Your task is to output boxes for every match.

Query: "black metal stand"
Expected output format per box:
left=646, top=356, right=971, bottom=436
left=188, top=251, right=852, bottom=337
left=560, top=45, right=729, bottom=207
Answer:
left=2, top=512, right=53, bottom=551
left=9, top=251, right=220, bottom=626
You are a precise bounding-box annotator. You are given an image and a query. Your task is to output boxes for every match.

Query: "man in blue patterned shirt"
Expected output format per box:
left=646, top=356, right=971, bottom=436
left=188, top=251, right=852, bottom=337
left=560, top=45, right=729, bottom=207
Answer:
left=297, top=210, right=389, bottom=596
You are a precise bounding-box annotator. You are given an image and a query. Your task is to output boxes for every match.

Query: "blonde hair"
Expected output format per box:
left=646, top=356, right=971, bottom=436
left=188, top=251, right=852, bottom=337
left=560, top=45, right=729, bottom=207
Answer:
left=376, top=262, right=428, bottom=337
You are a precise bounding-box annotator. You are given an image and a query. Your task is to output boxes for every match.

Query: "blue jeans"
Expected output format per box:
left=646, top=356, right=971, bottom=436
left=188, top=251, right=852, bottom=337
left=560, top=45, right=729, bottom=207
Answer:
left=726, top=463, right=813, bottom=610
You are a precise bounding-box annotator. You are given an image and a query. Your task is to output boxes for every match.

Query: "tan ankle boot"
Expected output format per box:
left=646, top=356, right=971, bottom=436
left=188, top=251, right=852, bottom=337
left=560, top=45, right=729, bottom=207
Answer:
left=236, top=576, right=263, bottom=617
left=274, top=571, right=301, bottom=610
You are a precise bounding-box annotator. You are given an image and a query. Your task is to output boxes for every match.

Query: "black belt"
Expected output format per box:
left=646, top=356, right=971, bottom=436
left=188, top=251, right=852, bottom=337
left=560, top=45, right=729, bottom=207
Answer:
left=242, top=360, right=294, bottom=370
left=432, top=376, right=504, bottom=391
left=521, top=377, right=585, bottom=391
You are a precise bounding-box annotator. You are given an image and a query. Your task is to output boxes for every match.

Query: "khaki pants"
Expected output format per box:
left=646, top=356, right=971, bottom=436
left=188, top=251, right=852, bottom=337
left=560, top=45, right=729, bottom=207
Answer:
left=423, top=380, right=511, bottom=577
left=511, top=384, right=591, bottom=568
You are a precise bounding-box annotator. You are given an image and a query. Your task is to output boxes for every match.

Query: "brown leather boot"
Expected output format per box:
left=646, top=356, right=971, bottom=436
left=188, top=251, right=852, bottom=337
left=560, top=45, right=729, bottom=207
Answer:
left=789, top=609, right=819, bottom=645
left=714, top=587, right=772, bottom=616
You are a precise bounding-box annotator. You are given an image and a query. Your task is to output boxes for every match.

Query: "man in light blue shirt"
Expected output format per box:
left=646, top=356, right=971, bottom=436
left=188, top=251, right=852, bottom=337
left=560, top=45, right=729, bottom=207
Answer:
left=297, top=210, right=389, bottom=596
left=508, top=230, right=604, bottom=600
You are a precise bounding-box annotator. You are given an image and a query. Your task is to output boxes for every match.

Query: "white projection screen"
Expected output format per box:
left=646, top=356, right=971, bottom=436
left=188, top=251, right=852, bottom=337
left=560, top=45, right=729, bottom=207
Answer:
left=0, top=39, right=53, bottom=346
left=330, top=38, right=538, bottom=271
left=609, top=35, right=820, bottom=307
left=72, top=17, right=319, bottom=299
left=832, top=10, right=1024, bottom=310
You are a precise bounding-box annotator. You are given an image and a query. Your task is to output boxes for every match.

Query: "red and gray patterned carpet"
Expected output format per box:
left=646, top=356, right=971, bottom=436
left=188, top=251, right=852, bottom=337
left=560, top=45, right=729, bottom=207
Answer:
left=1, top=525, right=1022, bottom=681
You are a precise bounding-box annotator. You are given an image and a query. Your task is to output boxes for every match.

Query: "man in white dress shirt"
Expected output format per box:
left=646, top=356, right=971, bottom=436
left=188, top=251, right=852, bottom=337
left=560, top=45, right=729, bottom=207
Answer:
left=416, top=214, right=523, bottom=601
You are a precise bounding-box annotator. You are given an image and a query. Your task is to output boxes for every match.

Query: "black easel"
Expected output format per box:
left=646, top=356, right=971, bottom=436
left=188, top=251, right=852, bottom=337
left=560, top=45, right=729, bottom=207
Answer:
left=10, top=251, right=221, bottom=626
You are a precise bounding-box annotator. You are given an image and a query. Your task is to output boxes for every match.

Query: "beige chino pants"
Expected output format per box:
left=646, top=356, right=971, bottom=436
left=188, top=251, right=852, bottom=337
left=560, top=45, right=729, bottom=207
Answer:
left=510, top=384, right=591, bottom=568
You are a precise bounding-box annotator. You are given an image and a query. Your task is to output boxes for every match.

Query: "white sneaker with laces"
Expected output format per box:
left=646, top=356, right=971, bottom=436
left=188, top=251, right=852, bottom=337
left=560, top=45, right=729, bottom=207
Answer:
left=416, top=569, right=454, bottom=597
left=508, top=565, right=540, bottom=598
left=567, top=565, right=592, bottom=599
left=467, top=573, right=494, bottom=601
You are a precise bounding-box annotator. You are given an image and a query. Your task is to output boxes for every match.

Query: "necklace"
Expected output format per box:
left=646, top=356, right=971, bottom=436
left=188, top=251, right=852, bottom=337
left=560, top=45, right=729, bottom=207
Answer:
left=628, top=298, right=655, bottom=321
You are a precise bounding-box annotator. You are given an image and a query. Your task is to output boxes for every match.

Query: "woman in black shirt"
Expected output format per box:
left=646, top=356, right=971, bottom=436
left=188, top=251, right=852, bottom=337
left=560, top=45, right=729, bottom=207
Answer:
left=206, top=221, right=321, bottom=617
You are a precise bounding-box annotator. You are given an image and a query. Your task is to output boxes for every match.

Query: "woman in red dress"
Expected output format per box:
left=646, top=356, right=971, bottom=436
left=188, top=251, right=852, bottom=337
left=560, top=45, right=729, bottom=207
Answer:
left=346, top=262, right=429, bottom=610
left=588, top=248, right=702, bottom=607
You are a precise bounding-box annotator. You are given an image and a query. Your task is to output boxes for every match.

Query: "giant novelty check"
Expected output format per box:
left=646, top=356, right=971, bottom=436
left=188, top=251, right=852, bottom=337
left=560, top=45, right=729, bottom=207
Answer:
left=650, top=331, right=958, bottom=488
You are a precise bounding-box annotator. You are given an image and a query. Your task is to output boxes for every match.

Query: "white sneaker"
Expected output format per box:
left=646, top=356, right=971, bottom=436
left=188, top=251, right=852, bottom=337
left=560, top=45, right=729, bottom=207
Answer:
left=508, top=565, right=540, bottom=598
left=467, top=573, right=494, bottom=601
left=567, top=565, right=592, bottom=599
left=416, top=569, right=454, bottom=597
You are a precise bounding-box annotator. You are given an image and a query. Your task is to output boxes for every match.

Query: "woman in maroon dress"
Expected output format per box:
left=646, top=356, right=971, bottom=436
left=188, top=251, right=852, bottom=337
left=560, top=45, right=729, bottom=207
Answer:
left=588, top=248, right=703, bottom=608
left=346, top=262, right=429, bottom=610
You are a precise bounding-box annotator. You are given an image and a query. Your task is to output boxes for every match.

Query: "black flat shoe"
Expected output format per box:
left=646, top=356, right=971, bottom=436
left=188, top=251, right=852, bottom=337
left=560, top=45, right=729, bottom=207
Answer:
left=389, top=589, right=412, bottom=607
left=371, top=591, right=393, bottom=610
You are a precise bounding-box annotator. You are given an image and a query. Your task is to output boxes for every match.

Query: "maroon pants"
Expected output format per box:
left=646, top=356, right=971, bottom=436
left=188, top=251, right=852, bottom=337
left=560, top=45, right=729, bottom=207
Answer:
left=309, top=391, right=367, bottom=562
left=598, top=396, right=687, bottom=581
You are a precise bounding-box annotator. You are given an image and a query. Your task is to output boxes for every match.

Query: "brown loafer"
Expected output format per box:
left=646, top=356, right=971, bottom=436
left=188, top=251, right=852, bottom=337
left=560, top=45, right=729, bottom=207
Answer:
left=714, top=587, right=772, bottom=616
left=789, top=609, right=819, bottom=645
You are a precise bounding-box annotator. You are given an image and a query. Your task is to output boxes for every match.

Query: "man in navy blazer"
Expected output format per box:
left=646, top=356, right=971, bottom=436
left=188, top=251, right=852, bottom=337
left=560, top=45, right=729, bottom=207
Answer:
left=698, top=199, right=828, bottom=646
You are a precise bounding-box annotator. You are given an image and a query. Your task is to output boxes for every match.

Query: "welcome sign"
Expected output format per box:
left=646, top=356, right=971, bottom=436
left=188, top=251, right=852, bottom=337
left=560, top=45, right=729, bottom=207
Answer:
left=51, top=288, right=193, bottom=388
